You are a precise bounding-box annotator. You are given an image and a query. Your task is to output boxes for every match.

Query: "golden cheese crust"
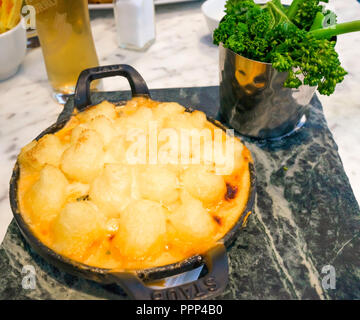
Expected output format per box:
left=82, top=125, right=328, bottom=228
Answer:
left=17, top=98, right=253, bottom=269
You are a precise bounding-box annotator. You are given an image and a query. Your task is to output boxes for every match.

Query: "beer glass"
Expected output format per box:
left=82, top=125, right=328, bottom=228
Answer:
left=26, top=0, right=100, bottom=103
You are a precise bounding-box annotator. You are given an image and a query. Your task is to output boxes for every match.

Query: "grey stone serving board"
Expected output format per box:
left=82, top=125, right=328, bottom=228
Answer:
left=1, top=86, right=359, bottom=300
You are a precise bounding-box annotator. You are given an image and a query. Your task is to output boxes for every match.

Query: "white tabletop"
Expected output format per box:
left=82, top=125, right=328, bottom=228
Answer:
left=0, top=0, right=359, bottom=243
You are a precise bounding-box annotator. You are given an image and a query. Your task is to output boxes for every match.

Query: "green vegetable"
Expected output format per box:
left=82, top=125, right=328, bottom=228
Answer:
left=309, top=20, right=360, bottom=39
left=213, top=0, right=360, bottom=96
left=287, top=0, right=329, bottom=31
left=309, top=11, right=325, bottom=31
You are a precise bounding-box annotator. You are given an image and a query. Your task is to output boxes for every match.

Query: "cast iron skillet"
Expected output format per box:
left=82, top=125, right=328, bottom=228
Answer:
left=9, top=64, right=256, bottom=300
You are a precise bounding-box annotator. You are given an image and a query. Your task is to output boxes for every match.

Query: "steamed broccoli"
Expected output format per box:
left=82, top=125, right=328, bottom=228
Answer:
left=213, top=0, right=360, bottom=96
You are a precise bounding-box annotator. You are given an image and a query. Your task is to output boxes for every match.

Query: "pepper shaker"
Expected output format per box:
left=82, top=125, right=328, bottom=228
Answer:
left=113, top=0, right=156, bottom=51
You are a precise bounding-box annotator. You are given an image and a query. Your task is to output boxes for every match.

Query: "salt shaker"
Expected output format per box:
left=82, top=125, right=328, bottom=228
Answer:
left=113, top=0, right=156, bottom=51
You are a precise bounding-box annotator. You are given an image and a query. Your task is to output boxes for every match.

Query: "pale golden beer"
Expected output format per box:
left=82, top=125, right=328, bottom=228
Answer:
left=26, top=0, right=99, bottom=102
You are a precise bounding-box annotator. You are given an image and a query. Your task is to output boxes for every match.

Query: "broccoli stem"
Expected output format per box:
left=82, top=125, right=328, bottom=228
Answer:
left=309, top=20, right=360, bottom=39
left=286, top=0, right=306, bottom=20
left=266, top=0, right=291, bottom=24
left=310, top=12, right=325, bottom=31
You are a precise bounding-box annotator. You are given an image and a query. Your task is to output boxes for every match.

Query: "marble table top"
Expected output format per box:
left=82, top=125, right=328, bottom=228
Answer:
left=0, top=86, right=359, bottom=300
left=0, top=0, right=359, bottom=300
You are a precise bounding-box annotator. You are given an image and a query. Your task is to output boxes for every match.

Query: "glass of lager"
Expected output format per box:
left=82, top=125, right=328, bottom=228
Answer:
left=26, top=0, right=100, bottom=103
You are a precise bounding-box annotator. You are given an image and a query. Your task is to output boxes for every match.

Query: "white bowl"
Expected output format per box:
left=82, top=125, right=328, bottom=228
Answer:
left=201, top=0, right=227, bottom=36
left=0, top=19, right=27, bottom=81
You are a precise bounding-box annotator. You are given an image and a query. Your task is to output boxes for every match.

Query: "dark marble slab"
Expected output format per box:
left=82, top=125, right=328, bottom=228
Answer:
left=1, top=86, right=359, bottom=300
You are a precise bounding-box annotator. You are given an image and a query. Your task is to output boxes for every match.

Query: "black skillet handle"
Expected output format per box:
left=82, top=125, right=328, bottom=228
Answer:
left=110, top=244, right=229, bottom=300
left=74, top=64, right=150, bottom=111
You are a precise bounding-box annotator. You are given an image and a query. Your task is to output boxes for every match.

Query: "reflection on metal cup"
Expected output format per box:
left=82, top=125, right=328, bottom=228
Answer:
left=218, top=44, right=317, bottom=139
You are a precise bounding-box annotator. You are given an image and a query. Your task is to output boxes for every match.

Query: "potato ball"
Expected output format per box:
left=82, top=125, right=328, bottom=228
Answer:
left=152, top=102, right=185, bottom=122
left=105, top=135, right=128, bottom=164
left=183, top=166, right=226, bottom=204
left=61, top=129, right=104, bottom=183
left=137, top=166, right=179, bottom=205
left=189, top=110, right=207, bottom=129
left=220, top=138, right=246, bottom=176
left=210, top=131, right=244, bottom=175
left=71, top=116, right=116, bottom=147
left=89, top=164, right=132, bottom=218
left=19, top=134, right=65, bottom=170
left=86, top=115, right=116, bottom=146
left=24, top=165, right=68, bottom=226
left=165, top=112, right=194, bottom=131
left=168, top=197, right=216, bottom=244
left=121, top=97, right=158, bottom=110
left=77, top=100, right=117, bottom=122
left=113, top=200, right=167, bottom=259
left=66, top=182, right=90, bottom=202
left=234, top=139, right=247, bottom=173
left=115, top=106, right=153, bottom=133
left=70, top=125, right=87, bottom=144
left=52, top=201, right=106, bottom=260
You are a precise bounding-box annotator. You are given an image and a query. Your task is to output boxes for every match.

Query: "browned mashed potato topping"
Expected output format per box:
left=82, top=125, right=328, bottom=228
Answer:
left=17, top=97, right=252, bottom=269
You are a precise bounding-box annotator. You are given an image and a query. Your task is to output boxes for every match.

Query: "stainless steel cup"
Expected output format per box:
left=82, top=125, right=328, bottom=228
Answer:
left=219, top=44, right=317, bottom=139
